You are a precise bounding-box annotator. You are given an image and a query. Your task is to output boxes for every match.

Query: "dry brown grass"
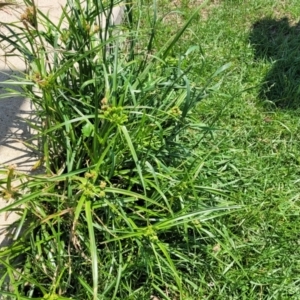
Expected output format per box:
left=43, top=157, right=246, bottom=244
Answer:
left=161, top=0, right=221, bottom=29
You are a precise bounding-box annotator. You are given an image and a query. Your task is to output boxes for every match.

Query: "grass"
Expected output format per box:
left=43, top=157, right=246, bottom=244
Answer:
left=1, top=0, right=300, bottom=299
left=166, top=0, right=300, bottom=298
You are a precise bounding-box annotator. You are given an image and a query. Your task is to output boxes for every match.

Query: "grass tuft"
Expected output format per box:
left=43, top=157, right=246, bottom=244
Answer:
left=0, top=0, right=235, bottom=299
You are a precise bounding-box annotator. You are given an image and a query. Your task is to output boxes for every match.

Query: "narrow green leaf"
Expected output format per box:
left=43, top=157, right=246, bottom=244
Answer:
left=119, top=125, right=146, bottom=193
left=85, top=200, right=98, bottom=299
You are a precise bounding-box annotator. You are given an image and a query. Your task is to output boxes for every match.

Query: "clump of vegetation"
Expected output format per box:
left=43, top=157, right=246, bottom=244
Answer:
left=0, top=0, right=233, bottom=299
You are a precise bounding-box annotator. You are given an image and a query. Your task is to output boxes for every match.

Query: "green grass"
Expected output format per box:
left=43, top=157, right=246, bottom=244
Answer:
left=1, top=0, right=300, bottom=299
left=164, top=0, right=300, bottom=298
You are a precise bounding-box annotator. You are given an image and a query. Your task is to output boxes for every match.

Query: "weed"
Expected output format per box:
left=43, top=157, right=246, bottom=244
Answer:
left=0, top=0, right=234, bottom=299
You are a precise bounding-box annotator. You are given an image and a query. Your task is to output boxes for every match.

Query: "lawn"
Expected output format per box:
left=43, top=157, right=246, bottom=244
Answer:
left=1, top=0, right=300, bottom=299
left=164, top=0, right=300, bottom=298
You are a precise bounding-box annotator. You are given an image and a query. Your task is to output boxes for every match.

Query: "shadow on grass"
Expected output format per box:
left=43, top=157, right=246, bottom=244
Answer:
left=249, top=17, right=300, bottom=108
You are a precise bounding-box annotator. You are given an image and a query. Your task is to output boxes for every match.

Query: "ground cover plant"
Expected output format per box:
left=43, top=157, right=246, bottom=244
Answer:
left=1, top=0, right=300, bottom=299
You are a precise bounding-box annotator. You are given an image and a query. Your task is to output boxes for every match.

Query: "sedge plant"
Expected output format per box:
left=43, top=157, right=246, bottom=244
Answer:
left=0, top=0, right=235, bottom=298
